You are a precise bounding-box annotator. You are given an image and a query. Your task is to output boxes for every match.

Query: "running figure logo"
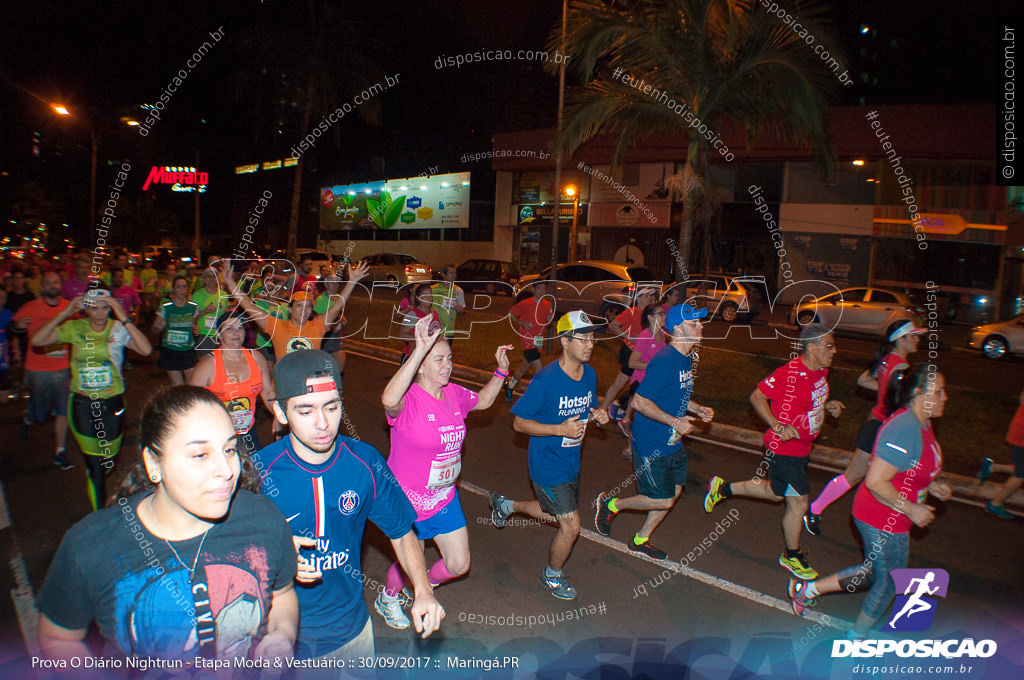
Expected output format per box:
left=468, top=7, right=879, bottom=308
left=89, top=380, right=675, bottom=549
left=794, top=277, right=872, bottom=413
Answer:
left=885, top=568, right=949, bottom=632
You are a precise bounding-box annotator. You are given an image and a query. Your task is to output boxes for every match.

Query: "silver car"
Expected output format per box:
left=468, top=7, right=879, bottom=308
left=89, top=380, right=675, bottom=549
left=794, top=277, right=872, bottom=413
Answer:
left=516, top=260, right=658, bottom=322
left=788, top=286, right=922, bottom=339
left=363, top=252, right=433, bottom=285
left=968, top=317, right=1024, bottom=359
left=682, top=273, right=764, bottom=322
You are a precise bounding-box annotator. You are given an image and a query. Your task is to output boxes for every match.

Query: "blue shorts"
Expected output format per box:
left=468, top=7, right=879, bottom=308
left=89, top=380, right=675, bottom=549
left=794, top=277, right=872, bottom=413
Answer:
left=26, top=369, right=70, bottom=422
left=634, top=447, right=688, bottom=499
left=413, top=490, right=467, bottom=540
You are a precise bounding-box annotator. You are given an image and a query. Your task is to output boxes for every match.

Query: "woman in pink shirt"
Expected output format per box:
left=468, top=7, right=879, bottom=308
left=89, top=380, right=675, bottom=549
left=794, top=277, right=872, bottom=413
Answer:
left=373, top=316, right=512, bottom=629
left=617, top=304, right=667, bottom=457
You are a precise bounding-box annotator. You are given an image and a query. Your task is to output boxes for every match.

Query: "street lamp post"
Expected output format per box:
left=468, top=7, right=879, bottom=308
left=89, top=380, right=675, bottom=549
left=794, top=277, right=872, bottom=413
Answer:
left=566, top=185, right=580, bottom=262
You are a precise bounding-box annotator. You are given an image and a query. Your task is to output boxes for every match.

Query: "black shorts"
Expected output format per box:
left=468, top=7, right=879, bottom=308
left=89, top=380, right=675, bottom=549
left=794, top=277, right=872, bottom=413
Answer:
left=322, top=335, right=344, bottom=353
left=618, top=344, right=634, bottom=376
left=194, top=335, right=219, bottom=357
left=523, top=347, right=541, bottom=363
left=635, top=448, right=688, bottom=499
left=856, top=418, right=884, bottom=453
left=158, top=347, right=198, bottom=372
left=767, top=454, right=810, bottom=497
left=532, top=476, right=579, bottom=517
left=1011, top=445, right=1024, bottom=477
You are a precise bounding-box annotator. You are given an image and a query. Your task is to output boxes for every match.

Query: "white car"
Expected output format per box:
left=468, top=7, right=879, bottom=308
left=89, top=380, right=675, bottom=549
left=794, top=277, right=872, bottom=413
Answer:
left=968, top=317, right=1024, bottom=359
left=788, top=286, right=922, bottom=339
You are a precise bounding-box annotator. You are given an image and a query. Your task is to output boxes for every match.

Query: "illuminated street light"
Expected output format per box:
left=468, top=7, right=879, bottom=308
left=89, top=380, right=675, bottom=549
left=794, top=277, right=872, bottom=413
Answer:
left=852, top=159, right=865, bottom=166
left=52, top=104, right=70, bottom=115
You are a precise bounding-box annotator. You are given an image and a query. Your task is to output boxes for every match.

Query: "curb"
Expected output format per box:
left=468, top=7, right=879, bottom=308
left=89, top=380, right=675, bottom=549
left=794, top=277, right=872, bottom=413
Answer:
left=345, top=340, right=1023, bottom=512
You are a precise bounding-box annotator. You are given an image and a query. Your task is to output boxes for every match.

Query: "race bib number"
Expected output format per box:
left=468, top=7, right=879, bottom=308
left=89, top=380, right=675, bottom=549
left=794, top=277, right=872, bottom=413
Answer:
left=227, top=398, right=254, bottom=433
left=204, top=315, right=217, bottom=330
left=807, top=406, right=824, bottom=436
left=79, top=364, right=113, bottom=390
left=532, top=336, right=544, bottom=348
left=166, top=329, right=189, bottom=345
left=426, top=456, right=461, bottom=490
left=561, top=419, right=588, bottom=448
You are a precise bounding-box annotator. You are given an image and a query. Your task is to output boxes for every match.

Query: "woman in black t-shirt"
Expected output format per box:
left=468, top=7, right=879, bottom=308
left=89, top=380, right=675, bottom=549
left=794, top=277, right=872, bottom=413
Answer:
left=37, top=385, right=299, bottom=667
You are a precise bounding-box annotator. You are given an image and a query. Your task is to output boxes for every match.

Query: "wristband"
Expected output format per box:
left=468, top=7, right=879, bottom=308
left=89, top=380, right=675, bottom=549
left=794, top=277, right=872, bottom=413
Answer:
left=494, top=370, right=509, bottom=379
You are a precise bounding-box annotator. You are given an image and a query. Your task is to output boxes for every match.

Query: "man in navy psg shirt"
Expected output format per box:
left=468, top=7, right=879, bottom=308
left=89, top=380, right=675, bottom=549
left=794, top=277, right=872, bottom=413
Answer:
left=594, top=304, right=715, bottom=560
left=255, top=350, right=443, bottom=662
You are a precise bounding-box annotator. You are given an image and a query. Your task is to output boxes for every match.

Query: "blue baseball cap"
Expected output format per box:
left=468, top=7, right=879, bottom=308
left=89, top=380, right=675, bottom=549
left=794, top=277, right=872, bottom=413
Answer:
left=664, top=303, right=708, bottom=333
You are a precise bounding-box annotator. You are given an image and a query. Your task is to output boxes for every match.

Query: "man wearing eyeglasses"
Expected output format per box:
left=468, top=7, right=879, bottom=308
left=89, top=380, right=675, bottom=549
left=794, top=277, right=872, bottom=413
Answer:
left=488, top=310, right=610, bottom=601
left=704, top=324, right=844, bottom=581
left=594, top=304, right=715, bottom=560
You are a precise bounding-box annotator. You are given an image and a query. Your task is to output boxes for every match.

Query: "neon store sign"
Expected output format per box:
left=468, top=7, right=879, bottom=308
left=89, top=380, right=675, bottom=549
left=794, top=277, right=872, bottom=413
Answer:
left=142, top=166, right=209, bottom=193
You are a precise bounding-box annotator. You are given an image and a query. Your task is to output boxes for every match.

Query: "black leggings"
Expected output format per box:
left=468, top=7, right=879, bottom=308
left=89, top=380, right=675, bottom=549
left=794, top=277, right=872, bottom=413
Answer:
left=69, top=393, right=124, bottom=510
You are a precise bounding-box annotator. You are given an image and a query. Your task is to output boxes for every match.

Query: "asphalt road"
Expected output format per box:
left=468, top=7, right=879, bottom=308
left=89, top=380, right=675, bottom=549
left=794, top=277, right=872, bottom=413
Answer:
left=1, top=350, right=1020, bottom=678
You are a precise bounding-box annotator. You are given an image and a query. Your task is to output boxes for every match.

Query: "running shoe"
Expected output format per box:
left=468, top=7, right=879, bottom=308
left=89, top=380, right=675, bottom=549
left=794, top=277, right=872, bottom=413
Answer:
left=594, top=492, right=616, bottom=535
left=54, top=452, right=75, bottom=471
left=978, top=457, right=994, bottom=484
left=787, top=578, right=817, bottom=617
left=539, top=572, right=577, bottom=600
left=629, top=538, right=668, bottom=560
left=704, top=476, right=725, bottom=513
left=489, top=492, right=511, bottom=528
left=617, top=418, right=632, bottom=439
left=374, top=591, right=411, bottom=629
left=986, top=502, right=1013, bottom=519
left=504, top=379, right=517, bottom=403
left=779, top=552, right=818, bottom=580
left=803, top=511, right=822, bottom=536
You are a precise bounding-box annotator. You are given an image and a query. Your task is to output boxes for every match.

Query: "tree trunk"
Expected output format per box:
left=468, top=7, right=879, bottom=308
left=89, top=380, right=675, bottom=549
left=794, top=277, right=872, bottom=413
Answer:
left=675, top=189, right=695, bottom=284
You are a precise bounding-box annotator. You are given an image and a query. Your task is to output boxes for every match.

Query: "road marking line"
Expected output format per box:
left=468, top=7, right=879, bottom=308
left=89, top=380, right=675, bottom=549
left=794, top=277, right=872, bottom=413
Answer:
left=459, top=480, right=849, bottom=631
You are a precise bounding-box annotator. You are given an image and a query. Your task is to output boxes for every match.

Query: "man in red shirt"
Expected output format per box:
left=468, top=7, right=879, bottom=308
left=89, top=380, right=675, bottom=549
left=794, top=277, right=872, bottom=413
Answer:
left=599, top=287, right=659, bottom=417
left=704, top=324, right=845, bottom=580
left=505, top=281, right=553, bottom=401
left=12, top=271, right=73, bottom=469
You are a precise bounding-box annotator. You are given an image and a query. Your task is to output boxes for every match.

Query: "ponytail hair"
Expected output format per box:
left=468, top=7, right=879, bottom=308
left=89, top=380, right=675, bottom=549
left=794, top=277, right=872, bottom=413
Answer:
left=884, top=362, right=938, bottom=416
left=110, top=385, right=261, bottom=506
left=867, top=338, right=896, bottom=376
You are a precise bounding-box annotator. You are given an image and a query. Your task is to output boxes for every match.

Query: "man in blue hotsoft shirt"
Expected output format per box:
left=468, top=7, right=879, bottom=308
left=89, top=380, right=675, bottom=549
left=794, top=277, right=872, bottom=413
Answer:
left=593, top=304, right=715, bottom=560
left=256, top=350, right=443, bottom=663
left=488, top=310, right=610, bottom=601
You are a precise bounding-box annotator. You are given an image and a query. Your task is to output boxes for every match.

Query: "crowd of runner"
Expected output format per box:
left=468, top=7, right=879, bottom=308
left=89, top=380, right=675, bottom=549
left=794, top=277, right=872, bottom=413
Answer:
left=0, top=248, right=1016, bottom=671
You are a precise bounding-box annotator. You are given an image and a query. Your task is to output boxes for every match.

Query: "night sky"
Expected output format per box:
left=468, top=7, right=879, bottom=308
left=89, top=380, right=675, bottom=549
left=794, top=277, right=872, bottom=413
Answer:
left=0, top=0, right=1008, bottom=248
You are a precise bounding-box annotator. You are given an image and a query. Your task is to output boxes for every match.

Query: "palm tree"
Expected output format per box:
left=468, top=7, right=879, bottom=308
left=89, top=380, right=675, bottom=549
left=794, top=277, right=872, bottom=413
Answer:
left=548, top=0, right=845, bottom=280
left=233, top=0, right=385, bottom=259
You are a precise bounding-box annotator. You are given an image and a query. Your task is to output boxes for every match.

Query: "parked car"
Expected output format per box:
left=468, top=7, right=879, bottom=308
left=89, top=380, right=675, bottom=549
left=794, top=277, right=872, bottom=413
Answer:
left=787, top=286, right=923, bottom=339
left=294, top=248, right=332, bottom=265
left=682, top=273, right=764, bottom=322
left=516, top=261, right=658, bottom=322
left=456, top=259, right=521, bottom=296
left=968, top=316, right=1024, bottom=359
left=363, top=252, right=433, bottom=285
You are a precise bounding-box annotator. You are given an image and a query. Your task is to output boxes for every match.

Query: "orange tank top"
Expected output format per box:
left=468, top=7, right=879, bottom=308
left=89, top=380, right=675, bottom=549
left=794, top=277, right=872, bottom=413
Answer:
left=208, top=349, right=264, bottom=434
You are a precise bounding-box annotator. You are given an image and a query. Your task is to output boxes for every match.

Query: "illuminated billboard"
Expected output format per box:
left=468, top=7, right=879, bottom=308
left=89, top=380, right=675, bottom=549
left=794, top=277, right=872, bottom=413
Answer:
left=320, top=172, right=470, bottom=231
